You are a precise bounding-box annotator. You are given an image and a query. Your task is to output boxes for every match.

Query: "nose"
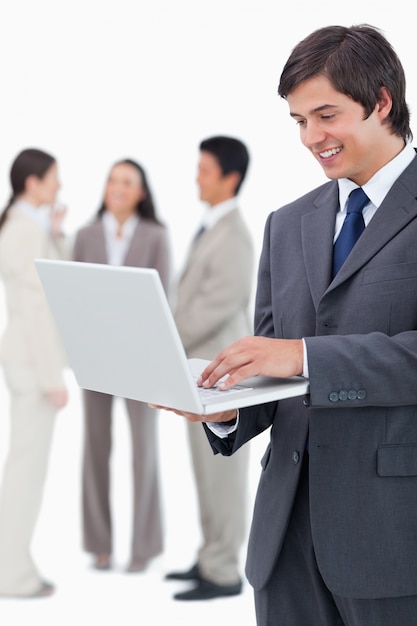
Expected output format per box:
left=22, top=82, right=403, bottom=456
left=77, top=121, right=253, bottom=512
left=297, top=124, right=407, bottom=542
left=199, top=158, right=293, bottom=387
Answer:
left=301, top=120, right=327, bottom=150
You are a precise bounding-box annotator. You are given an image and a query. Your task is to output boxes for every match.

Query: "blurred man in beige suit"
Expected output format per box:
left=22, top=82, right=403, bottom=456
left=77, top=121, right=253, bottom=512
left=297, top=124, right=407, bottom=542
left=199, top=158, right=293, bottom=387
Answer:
left=164, top=135, right=254, bottom=600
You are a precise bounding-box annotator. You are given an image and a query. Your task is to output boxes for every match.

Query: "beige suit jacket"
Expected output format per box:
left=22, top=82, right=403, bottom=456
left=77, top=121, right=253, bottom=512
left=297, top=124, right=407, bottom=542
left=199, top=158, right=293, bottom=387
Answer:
left=0, top=207, right=69, bottom=390
left=174, top=208, right=254, bottom=359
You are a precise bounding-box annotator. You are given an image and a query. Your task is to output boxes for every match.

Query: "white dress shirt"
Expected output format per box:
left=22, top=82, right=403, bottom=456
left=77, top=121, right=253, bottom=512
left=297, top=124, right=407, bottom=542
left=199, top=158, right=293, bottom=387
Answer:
left=198, top=197, right=238, bottom=232
left=102, top=211, right=139, bottom=266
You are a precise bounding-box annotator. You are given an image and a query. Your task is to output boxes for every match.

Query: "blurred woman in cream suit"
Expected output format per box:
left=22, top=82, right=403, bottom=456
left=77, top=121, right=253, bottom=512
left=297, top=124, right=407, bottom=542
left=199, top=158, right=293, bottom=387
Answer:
left=72, top=159, right=170, bottom=573
left=0, top=148, right=69, bottom=598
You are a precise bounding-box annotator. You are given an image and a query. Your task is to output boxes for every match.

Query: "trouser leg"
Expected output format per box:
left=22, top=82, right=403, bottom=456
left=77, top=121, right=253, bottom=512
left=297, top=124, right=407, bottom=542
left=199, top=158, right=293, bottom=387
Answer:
left=126, top=399, right=163, bottom=562
left=82, top=390, right=113, bottom=555
left=187, top=420, right=249, bottom=585
left=254, top=454, right=342, bottom=626
left=0, top=365, right=56, bottom=596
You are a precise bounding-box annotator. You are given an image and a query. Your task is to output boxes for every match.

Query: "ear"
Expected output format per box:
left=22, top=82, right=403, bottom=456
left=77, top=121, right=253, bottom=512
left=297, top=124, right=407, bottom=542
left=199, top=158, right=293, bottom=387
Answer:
left=24, top=174, right=40, bottom=194
left=376, top=86, right=393, bottom=121
left=225, top=171, right=241, bottom=195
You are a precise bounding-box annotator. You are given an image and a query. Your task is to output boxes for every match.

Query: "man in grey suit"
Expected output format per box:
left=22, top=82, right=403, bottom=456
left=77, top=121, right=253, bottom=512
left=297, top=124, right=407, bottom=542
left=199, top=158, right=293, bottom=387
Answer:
left=165, top=136, right=254, bottom=600
left=157, top=25, right=417, bottom=625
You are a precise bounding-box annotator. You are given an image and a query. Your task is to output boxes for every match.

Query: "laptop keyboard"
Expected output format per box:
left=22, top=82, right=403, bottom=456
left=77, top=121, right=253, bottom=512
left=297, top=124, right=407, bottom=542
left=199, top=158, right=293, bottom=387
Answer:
left=195, top=379, right=252, bottom=399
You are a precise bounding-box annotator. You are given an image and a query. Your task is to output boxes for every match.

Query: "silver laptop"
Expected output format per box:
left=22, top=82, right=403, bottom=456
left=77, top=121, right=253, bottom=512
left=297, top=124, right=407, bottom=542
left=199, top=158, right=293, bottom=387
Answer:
left=34, top=259, right=309, bottom=415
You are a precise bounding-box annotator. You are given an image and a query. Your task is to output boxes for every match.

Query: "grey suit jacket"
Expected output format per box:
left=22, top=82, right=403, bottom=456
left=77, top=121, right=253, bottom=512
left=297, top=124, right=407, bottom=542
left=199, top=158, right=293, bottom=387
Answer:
left=174, top=208, right=254, bottom=359
left=72, top=216, right=170, bottom=292
left=206, top=154, right=417, bottom=599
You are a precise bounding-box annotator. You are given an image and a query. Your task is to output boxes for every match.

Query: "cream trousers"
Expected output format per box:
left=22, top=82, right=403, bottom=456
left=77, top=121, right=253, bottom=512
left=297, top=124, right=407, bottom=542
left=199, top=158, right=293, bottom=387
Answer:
left=0, top=364, right=57, bottom=596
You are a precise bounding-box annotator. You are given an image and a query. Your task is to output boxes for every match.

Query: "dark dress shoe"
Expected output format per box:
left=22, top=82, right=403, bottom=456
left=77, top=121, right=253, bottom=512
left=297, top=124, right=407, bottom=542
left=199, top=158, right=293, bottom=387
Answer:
left=173, top=578, right=242, bottom=601
left=164, top=563, right=200, bottom=581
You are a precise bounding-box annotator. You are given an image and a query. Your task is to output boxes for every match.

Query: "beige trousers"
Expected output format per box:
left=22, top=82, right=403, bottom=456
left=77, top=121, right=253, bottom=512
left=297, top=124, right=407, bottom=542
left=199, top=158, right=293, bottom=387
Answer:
left=187, top=420, right=250, bottom=586
left=0, top=364, right=57, bottom=596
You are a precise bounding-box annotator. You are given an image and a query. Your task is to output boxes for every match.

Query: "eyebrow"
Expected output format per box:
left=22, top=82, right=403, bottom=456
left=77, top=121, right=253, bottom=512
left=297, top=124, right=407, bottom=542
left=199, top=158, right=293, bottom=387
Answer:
left=289, top=104, right=338, bottom=118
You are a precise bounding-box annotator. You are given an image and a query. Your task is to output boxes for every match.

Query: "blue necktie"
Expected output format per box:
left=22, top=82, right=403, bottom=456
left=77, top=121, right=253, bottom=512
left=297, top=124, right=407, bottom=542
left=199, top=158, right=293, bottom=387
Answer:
left=332, top=187, right=369, bottom=278
left=193, top=225, right=206, bottom=242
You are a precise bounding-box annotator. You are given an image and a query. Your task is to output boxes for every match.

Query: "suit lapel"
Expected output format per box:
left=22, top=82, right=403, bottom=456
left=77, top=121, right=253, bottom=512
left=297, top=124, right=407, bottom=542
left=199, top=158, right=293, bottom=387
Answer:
left=303, top=157, right=417, bottom=305
left=181, top=209, right=238, bottom=280
left=91, top=220, right=108, bottom=264
left=330, top=156, right=417, bottom=287
left=123, top=221, right=142, bottom=265
left=302, top=182, right=339, bottom=309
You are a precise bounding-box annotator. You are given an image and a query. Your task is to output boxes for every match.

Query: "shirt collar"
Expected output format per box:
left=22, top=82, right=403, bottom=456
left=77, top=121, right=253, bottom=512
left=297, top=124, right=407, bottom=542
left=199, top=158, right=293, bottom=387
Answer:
left=102, top=210, right=139, bottom=238
left=201, top=197, right=238, bottom=230
left=338, top=142, right=416, bottom=211
left=14, top=199, right=51, bottom=232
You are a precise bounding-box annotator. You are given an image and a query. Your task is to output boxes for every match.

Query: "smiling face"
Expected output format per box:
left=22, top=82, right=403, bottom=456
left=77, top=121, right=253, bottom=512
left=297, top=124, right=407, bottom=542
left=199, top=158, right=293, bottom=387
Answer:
left=287, top=75, right=405, bottom=186
left=104, top=163, right=144, bottom=222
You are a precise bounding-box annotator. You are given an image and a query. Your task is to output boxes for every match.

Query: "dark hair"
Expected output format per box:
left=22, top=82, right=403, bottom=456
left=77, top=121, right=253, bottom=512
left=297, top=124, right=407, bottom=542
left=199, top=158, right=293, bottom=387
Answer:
left=0, top=148, right=56, bottom=230
left=199, top=135, right=250, bottom=195
left=97, top=159, right=162, bottom=224
left=278, top=24, right=412, bottom=142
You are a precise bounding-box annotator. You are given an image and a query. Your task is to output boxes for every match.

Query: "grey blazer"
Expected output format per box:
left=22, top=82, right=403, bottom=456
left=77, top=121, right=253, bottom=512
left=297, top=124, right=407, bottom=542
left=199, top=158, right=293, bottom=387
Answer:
left=72, top=216, right=170, bottom=291
left=206, top=154, right=417, bottom=599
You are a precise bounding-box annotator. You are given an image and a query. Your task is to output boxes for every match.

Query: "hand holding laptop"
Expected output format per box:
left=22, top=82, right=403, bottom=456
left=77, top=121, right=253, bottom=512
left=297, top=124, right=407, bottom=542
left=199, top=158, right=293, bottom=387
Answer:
left=148, top=401, right=238, bottom=424
left=149, top=335, right=304, bottom=424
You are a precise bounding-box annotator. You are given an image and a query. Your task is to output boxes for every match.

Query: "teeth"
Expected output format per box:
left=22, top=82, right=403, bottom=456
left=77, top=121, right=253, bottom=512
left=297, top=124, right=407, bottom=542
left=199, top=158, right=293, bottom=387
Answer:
left=319, top=147, right=342, bottom=158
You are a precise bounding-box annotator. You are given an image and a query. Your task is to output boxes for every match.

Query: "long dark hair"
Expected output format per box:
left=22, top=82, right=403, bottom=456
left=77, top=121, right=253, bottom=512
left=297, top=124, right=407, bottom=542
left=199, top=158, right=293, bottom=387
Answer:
left=96, top=159, right=162, bottom=224
left=0, top=148, right=56, bottom=231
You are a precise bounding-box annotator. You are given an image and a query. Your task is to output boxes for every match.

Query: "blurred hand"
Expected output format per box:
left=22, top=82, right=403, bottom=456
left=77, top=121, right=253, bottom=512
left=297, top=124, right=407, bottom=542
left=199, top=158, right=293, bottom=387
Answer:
left=148, top=403, right=237, bottom=424
left=46, top=387, right=68, bottom=409
left=197, top=336, right=304, bottom=391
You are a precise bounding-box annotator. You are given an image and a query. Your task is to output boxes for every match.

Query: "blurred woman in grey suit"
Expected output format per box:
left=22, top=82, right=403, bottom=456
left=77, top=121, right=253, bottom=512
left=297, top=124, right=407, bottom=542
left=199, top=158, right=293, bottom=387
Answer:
left=72, top=159, right=170, bottom=573
left=0, top=148, right=69, bottom=598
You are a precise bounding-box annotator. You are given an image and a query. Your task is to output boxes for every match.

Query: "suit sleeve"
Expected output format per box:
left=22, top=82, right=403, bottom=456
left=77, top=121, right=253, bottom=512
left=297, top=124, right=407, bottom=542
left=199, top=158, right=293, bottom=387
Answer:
left=305, top=331, right=417, bottom=408
left=72, top=229, right=86, bottom=262
left=150, top=225, right=171, bottom=294
left=203, top=400, right=278, bottom=455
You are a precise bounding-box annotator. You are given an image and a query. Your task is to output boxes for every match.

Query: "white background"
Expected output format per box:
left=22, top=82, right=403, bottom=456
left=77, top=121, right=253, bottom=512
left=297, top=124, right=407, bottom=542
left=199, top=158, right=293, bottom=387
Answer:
left=0, top=1, right=415, bottom=624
